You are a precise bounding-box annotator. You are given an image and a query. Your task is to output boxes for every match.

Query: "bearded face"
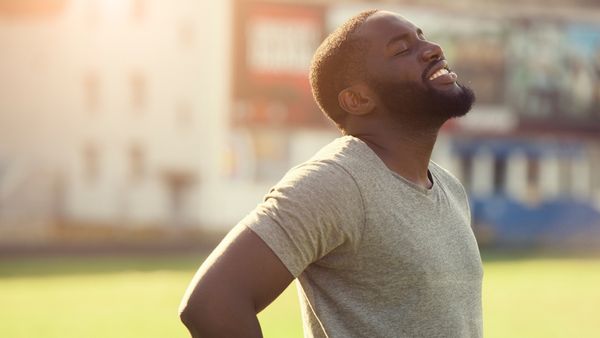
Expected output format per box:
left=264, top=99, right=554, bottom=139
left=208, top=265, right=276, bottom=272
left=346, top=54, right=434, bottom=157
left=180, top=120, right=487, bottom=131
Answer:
left=345, top=11, right=475, bottom=129
left=368, top=68, right=475, bottom=126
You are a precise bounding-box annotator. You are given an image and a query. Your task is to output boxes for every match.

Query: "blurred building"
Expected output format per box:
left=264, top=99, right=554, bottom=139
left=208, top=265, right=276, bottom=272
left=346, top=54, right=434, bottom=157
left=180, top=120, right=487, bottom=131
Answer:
left=0, top=0, right=235, bottom=233
left=1, top=0, right=600, bottom=247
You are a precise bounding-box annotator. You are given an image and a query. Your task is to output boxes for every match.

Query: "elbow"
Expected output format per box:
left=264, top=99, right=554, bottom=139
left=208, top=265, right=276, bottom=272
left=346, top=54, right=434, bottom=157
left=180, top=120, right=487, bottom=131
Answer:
left=178, top=303, right=194, bottom=328
left=179, top=295, right=238, bottom=338
left=179, top=294, right=208, bottom=335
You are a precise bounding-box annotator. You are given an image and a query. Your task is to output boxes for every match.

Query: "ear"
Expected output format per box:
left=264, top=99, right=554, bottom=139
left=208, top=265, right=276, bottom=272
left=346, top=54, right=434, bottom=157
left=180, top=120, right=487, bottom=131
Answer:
left=338, top=84, right=376, bottom=116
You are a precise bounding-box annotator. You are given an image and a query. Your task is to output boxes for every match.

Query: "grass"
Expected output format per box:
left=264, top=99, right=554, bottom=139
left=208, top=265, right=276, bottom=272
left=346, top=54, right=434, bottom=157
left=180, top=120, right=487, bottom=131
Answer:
left=0, top=254, right=202, bottom=338
left=482, top=256, right=600, bottom=338
left=0, top=252, right=599, bottom=337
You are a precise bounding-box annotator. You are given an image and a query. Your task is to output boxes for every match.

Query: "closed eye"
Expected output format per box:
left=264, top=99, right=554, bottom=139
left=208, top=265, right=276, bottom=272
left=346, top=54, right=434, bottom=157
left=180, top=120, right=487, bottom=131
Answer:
left=394, top=49, right=409, bottom=56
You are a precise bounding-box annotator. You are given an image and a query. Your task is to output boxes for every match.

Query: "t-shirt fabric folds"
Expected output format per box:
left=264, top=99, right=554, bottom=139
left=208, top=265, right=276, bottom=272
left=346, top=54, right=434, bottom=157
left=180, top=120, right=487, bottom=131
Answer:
left=236, top=135, right=484, bottom=338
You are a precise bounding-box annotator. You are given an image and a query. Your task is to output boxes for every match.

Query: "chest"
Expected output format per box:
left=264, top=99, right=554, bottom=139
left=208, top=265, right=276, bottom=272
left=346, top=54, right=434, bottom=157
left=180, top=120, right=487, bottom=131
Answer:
left=358, top=184, right=483, bottom=286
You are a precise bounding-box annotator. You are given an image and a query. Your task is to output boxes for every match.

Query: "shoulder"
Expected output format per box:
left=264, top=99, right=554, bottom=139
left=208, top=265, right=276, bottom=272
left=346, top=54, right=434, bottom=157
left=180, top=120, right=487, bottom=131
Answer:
left=302, top=135, right=384, bottom=181
left=430, top=161, right=461, bottom=185
left=429, top=160, right=468, bottom=199
left=270, top=158, right=361, bottom=203
left=263, top=139, right=367, bottom=233
left=272, top=136, right=368, bottom=191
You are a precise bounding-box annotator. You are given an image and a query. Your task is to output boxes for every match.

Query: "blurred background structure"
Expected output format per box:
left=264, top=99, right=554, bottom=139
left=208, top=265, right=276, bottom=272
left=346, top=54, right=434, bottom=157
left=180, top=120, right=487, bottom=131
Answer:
left=1, top=0, right=600, bottom=251
left=2, top=2, right=600, bottom=338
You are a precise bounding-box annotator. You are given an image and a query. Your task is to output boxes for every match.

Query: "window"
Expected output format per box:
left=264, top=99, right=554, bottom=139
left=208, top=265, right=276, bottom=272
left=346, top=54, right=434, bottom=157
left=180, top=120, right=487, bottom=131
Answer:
left=130, top=72, right=146, bottom=112
left=176, top=101, right=193, bottom=128
left=526, top=156, right=540, bottom=186
left=131, top=0, right=144, bottom=20
left=82, top=142, right=100, bottom=183
left=251, top=129, right=289, bottom=182
left=493, top=157, right=507, bottom=195
left=558, top=157, right=573, bottom=195
left=87, top=1, right=99, bottom=27
left=590, top=146, right=600, bottom=196
left=179, top=21, right=195, bottom=48
left=84, top=72, right=99, bottom=113
left=128, top=143, right=145, bottom=181
left=460, top=153, right=473, bottom=192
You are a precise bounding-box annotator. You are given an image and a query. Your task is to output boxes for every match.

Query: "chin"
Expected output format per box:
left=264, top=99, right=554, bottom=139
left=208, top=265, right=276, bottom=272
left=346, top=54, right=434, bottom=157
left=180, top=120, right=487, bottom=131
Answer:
left=434, top=82, right=475, bottom=119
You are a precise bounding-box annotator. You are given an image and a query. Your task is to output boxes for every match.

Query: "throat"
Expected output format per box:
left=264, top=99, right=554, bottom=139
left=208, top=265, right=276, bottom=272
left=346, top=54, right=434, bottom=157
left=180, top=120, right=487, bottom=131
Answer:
left=354, top=134, right=435, bottom=190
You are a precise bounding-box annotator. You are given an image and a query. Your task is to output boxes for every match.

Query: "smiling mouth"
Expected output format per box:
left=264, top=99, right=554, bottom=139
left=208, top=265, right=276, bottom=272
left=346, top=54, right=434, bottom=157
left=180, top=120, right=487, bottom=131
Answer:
left=429, top=67, right=450, bottom=81
left=426, top=62, right=458, bottom=85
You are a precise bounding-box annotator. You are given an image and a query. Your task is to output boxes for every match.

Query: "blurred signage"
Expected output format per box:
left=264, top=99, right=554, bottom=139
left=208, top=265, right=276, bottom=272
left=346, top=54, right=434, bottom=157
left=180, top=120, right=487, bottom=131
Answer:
left=512, top=20, right=600, bottom=133
left=232, top=1, right=328, bottom=128
left=375, top=8, right=600, bottom=135
left=233, top=2, right=600, bottom=134
left=247, top=15, right=317, bottom=76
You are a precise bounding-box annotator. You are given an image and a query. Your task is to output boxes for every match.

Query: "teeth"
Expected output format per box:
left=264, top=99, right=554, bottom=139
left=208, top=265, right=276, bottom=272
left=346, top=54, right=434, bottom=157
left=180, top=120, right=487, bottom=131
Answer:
left=429, top=68, right=449, bottom=81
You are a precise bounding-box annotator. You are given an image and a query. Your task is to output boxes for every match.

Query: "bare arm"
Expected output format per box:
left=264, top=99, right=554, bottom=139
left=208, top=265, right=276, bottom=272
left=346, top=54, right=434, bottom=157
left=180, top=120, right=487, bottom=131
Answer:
left=179, top=225, right=294, bottom=338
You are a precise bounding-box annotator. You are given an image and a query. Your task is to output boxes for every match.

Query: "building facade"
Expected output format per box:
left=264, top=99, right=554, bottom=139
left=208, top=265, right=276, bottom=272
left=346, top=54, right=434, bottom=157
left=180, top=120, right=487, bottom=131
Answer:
left=1, top=0, right=600, bottom=246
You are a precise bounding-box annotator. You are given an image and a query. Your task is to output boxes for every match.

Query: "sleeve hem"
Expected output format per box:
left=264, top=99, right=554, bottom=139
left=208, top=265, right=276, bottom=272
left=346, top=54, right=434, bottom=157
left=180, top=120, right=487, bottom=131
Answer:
left=243, top=217, right=303, bottom=278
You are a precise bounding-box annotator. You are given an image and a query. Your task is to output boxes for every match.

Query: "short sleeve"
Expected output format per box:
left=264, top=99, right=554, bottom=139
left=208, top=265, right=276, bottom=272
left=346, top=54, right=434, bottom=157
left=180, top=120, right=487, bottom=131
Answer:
left=237, top=161, right=365, bottom=277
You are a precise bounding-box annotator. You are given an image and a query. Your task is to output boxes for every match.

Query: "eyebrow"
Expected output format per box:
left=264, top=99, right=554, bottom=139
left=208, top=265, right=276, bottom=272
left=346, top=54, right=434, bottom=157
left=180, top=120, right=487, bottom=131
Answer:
left=385, top=28, right=424, bottom=48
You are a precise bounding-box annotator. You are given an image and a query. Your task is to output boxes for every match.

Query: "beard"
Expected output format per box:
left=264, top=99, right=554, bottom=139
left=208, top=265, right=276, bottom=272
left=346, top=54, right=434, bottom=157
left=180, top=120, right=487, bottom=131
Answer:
left=369, top=76, right=475, bottom=127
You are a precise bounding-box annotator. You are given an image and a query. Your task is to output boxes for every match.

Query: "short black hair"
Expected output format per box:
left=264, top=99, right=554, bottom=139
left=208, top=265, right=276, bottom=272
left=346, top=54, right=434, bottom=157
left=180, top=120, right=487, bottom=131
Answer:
left=309, top=9, right=378, bottom=131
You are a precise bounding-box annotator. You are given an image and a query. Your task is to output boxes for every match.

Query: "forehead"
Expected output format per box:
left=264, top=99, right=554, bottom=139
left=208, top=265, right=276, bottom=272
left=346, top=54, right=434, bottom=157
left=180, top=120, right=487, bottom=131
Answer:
left=355, top=11, right=417, bottom=44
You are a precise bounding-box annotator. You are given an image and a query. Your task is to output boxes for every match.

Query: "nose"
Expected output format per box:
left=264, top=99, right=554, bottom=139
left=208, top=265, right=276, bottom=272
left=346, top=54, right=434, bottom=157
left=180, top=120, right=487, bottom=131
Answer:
left=421, top=41, right=444, bottom=63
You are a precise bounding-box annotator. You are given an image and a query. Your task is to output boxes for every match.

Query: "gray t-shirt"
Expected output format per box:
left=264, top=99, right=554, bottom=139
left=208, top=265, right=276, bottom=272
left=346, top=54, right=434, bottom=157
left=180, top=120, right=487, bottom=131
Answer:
left=238, top=135, right=483, bottom=338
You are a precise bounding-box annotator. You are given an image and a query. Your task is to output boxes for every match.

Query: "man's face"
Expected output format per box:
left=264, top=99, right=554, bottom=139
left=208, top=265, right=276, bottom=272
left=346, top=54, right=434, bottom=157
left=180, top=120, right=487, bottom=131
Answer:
left=355, top=11, right=474, bottom=124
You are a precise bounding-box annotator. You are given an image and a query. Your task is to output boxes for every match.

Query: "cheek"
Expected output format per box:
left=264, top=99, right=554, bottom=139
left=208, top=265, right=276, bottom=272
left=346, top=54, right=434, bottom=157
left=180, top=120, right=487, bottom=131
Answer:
left=379, top=61, right=423, bottom=85
left=365, top=54, right=425, bottom=87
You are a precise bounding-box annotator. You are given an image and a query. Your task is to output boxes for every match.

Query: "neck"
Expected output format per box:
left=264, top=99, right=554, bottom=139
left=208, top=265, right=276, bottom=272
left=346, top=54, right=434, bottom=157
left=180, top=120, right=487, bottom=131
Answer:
left=352, top=124, right=440, bottom=189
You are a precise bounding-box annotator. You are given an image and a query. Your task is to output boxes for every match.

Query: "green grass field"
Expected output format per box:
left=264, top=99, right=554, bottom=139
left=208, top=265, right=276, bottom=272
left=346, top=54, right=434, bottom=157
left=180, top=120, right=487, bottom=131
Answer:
left=1, top=252, right=599, bottom=338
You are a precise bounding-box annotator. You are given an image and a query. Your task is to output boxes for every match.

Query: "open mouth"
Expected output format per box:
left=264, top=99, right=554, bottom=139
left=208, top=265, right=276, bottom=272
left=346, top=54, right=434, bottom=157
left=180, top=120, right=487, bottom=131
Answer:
left=429, top=67, right=450, bottom=81
left=425, top=60, right=457, bottom=84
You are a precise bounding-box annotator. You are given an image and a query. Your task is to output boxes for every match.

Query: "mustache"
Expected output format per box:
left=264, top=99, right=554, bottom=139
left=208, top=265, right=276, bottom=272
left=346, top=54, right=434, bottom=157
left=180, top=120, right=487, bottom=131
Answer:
left=421, top=58, right=447, bottom=83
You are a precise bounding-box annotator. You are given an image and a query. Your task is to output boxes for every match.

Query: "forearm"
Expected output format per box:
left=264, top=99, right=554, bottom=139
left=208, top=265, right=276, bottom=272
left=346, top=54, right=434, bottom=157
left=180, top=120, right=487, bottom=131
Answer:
left=179, top=226, right=293, bottom=337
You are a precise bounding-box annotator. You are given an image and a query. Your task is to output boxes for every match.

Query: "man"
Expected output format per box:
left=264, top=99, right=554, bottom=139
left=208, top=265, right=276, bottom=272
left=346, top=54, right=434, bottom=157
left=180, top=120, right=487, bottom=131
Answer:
left=179, top=9, right=483, bottom=338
